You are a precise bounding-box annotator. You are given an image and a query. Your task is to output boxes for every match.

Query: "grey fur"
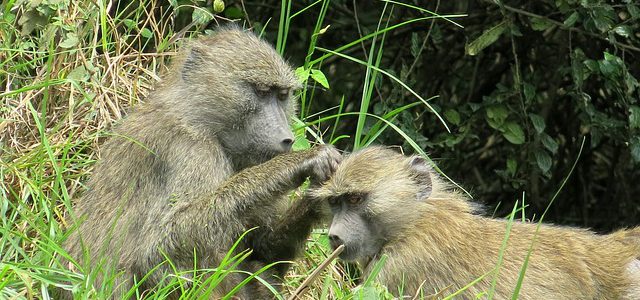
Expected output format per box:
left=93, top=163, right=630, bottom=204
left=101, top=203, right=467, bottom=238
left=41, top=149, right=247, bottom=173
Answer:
left=61, top=27, right=341, bottom=299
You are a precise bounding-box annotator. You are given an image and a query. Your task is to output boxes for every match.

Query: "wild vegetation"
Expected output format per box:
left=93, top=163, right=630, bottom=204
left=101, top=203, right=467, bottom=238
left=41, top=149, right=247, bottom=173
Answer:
left=1, top=0, right=638, bottom=299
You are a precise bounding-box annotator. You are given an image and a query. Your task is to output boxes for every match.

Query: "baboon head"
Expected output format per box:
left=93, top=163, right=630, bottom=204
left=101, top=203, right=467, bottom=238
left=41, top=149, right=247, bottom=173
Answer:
left=162, top=26, right=301, bottom=167
left=310, top=147, right=434, bottom=263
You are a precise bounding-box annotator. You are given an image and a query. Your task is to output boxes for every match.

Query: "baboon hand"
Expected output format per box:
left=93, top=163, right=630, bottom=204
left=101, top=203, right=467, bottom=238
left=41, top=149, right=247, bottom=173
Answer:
left=304, top=145, right=342, bottom=184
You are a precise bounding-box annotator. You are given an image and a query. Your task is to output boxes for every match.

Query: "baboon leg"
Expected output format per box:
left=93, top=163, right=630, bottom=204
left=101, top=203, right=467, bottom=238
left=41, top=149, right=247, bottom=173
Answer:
left=250, top=195, right=323, bottom=276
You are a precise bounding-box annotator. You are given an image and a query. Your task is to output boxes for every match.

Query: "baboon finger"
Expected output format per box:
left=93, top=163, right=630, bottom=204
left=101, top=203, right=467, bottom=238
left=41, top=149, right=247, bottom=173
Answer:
left=317, top=165, right=330, bottom=182
left=324, top=147, right=341, bottom=173
left=331, top=151, right=342, bottom=171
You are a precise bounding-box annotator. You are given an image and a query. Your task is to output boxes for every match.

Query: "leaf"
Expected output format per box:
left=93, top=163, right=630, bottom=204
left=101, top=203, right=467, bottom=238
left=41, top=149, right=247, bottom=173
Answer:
left=631, top=138, right=640, bottom=162
left=292, top=118, right=311, bottom=151
left=310, top=69, right=330, bottom=89
left=410, top=33, right=420, bottom=58
left=604, top=52, right=621, bottom=62
left=540, top=133, right=559, bottom=154
left=592, top=7, right=615, bottom=32
left=625, top=72, right=639, bottom=93
left=486, top=105, right=509, bottom=129
left=523, top=82, right=535, bottom=102
left=564, top=11, right=580, bottom=27
left=469, top=102, right=481, bottom=112
left=67, top=65, right=89, bottom=81
left=192, top=7, right=213, bottom=25
left=528, top=113, right=545, bottom=133
left=507, top=158, right=517, bottom=176
left=613, top=25, right=632, bottom=38
left=530, top=17, right=553, bottom=31
left=39, top=25, right=57, bottom=49
left=18, top=10, right=48, bottom=36
left=583, top=59, right=598, bottom=72
left=3, top=11, right=15, bottom=23
left=59, top=32, right=79, bottom=48
left=535, top=149, right=552, bottom=173
left=510, top=24, right=523, bottom=37
left=122, top=19, right=137, bottom=29
left=502, top=122, right=525, bottom=145
left=630, top=105, right=640, bottom=129
left=628, top=4, right=640, bottom=19
left=140, top=28, right=153, bottom=39
left=224, top=6, right=244, bottom=19
left=598, top=59, right=620, bottom=78
left=465, top=21, right=507, bottom=56
left=571, top=54, right=585, bottom=87
left=292, top=135, right=310, bottom=151
left=598, top=53, right=623, bottom=78
left=294, top=67, right=311, bottom=83
left=444, top=109, right=461, bottom=126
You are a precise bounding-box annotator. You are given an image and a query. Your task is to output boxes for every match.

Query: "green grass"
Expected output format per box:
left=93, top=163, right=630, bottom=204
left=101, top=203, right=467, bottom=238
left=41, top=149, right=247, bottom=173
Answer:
left=0, top=1, right=572, bottom=299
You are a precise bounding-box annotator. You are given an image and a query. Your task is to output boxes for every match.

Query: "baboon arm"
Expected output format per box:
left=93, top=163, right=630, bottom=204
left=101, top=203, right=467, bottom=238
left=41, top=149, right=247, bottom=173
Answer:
left=258, top=195, right=322, bottom=259
left=250, top=195, right=323, bottom=275
left=165, top=146, right=331, bottom=261
left=212, top=149, right=317, bottom=215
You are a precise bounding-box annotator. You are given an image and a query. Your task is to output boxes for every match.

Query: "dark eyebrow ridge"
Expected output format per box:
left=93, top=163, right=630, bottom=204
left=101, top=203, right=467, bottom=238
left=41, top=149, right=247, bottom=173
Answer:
left=328, top=191, right=368, bottom=202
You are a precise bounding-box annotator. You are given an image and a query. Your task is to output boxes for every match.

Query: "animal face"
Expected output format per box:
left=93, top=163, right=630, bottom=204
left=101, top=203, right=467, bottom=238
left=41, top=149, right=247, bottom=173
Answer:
left=176, top=27, right=301, bottom=166
left=311, top=147, right=434, bottom=263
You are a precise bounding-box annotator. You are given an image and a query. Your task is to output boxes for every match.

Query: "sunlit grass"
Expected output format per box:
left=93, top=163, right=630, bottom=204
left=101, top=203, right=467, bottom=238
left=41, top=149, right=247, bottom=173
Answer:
left=0, top=1, right=558, bottom=299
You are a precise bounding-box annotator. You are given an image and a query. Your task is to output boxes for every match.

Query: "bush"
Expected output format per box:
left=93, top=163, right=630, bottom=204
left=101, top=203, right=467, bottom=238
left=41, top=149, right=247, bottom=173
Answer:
left=1, top=0, right=638, bottom=298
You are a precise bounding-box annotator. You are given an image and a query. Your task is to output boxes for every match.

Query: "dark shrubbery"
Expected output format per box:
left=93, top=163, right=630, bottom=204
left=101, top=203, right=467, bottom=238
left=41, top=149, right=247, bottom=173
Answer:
left=269, top=0, right=640, bottom=230
left=4, top=0, right=639, bottom=230
left=2, top=0, right=639, bottom=297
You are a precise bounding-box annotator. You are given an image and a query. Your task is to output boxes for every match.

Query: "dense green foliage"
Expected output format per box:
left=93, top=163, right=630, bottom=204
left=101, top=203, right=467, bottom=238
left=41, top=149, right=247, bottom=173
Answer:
left=270, top=0, right=640, bottom=229
left=1, top=0, right=639, bottom=298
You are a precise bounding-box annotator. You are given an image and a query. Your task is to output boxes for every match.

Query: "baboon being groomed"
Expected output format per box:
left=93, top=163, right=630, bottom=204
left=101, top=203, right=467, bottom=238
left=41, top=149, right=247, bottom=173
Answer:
left=61, top=26, right=341, bottom=298
left=310, top=146, right=640, bottom=299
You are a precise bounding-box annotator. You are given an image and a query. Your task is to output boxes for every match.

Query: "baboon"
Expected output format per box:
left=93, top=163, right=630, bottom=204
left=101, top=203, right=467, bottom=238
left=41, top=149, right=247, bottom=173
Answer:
left=310, top=146, right=640, bottom=299
left=61, top=26, right=341, bottom=299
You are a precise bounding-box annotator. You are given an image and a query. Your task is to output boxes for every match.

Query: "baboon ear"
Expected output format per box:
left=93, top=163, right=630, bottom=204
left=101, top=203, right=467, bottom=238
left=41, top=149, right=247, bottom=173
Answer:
left=409, top=156, right=432, bottom=201
left=181, top=46, right=207, bottom=82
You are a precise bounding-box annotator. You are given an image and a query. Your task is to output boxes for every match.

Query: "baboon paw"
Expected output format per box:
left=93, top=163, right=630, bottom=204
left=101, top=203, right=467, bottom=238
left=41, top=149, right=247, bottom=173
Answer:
left=308, top=144, right=342, bottom=184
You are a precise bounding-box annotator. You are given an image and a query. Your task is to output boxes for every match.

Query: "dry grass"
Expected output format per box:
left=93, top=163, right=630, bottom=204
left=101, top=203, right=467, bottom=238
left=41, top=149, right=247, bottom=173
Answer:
left=0, top=0, right=449, bottom=298
left=0, top=1, right=370, bottom=298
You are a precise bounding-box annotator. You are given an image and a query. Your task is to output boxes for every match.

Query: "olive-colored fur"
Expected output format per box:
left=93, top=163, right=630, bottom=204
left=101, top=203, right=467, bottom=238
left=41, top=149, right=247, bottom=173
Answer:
left=313, top=146, right=640, bottom=299
left=61, top=26, right=340, bottom=299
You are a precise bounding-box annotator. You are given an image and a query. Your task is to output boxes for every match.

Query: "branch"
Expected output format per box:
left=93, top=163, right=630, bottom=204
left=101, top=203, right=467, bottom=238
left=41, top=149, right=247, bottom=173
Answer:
left=483, top=0, right=640, bottom=53
left=288, top=245, right=345, bottom=300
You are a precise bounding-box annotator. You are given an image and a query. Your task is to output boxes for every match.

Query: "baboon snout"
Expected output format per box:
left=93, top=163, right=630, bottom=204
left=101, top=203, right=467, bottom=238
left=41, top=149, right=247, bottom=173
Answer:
left=328, top=234, right=344, bottom=249
left=271, top=125, right=294, bottom=153
left=280, top=137, right=294, bottom=152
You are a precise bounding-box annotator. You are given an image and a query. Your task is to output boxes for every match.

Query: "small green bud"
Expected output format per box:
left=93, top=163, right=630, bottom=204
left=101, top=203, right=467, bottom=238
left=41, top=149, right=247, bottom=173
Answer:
left=213, top=0, right=225, bottom=13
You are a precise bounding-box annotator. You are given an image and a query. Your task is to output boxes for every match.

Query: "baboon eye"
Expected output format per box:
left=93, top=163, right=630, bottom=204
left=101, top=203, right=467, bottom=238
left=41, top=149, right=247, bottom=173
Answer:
left=277, top=89, right=289, bottom=101
left=348, top=194, right=363, bottom=205
left=327, top=197, right=340, bottom=206
left=254, top=84, right=271, bottom=98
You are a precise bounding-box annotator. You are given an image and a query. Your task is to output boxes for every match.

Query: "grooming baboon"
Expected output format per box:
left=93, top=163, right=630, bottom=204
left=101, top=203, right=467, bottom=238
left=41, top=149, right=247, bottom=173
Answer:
left=61, top=26, right=341, bottom=299
left=311, top=146, right=640, bottom=299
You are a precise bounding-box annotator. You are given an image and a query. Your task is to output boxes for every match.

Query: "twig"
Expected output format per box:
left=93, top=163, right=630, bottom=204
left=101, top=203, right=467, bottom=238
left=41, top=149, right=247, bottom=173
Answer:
left=483, top=0, right=640, bottom=53
left=288, top=245, right=345, bottom=300
left=240, top=0, right=252, bottom=28
left=406, top=0, right=441, bottom=76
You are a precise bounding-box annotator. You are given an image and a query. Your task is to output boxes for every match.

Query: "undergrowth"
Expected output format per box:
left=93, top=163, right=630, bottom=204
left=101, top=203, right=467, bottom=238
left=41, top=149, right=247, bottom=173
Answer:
left=0, top=1, right=572, bottom=299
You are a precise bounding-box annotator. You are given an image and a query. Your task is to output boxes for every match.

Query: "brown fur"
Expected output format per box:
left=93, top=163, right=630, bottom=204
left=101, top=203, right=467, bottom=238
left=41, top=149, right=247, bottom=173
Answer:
left=60, top=26, right=340, bottom=299
left=312, top=146, right=640, bottom=299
